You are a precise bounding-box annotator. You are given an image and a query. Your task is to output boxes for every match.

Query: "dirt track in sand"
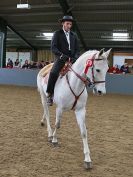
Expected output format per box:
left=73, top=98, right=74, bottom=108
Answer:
left=0, top=85, right=133, bottom=177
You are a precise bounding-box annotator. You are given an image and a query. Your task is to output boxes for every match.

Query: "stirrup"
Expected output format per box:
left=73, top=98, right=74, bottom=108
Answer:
left=47, top=94, right=53, bottom=106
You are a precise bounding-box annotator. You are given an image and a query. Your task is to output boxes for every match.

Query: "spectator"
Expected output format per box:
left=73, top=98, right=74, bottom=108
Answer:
left=28, top=61, right=34, bottom=69
left=14, top=59, right=21, bottom=67
left=22, top=60, right=30, bottom=69
left=120, top=63, right=130, bottom=74
left=45, top=61, right=50, bottom=65
left=41, top=61, right=46, bottom=67
left=6, top=58, right=13, bottom=68
left=108, top=64, right=121, bottom=74
left=33, top=61, right=38, bottom=69
left=36, top=61, right=43, bottom=69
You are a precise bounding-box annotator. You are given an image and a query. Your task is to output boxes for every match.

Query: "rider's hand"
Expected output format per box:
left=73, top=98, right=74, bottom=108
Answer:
left=70, top=57, right=77, bottom=64
left=60, top=54, right=69, bottom=62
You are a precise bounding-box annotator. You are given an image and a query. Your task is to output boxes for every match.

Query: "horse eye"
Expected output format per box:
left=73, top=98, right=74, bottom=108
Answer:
left=96, top=69, right=100, bottom=72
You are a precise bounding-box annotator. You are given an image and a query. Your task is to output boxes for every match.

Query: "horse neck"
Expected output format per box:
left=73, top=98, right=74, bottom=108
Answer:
left=68, top=59, right=86, bottom=94
left=68, top=51, right=97, bottom=93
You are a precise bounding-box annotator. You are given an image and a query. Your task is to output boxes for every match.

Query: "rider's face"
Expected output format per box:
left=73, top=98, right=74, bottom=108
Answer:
left=62, top=21, right=72, bottom=32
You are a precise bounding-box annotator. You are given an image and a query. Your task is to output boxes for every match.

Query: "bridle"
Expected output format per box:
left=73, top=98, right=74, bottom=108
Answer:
left=66, top=54, right=106, bottom=110
left=86, top=58, right=106, bottom=86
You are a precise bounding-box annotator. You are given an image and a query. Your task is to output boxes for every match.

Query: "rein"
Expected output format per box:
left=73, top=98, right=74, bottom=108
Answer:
left=66, top=56, right=106, bottom=110
left=66, top=74, right=85, bottom=110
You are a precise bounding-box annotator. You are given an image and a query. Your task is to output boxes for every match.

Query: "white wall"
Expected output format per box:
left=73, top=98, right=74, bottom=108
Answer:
left=18, top=52, right=31, bottom=65
left=6, top=52, right=18, bottom=63
left=113, top=55, right=133, bottom=68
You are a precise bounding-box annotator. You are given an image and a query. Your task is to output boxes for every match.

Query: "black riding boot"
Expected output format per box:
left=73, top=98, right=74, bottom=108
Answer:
left=46, top=72, right=58, bottom=106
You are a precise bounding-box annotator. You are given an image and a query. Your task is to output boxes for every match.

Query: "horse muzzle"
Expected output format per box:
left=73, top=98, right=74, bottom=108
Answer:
left=93, top=87, right=106, bottom=96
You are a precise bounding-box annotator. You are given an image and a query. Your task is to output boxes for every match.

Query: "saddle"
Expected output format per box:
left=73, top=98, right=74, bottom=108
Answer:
left=39, top=62, right=71, bottom=78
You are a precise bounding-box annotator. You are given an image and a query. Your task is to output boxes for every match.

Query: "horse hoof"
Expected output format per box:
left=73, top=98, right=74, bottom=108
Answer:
left=55, top=121, right=60, bottom=129
left=52, top=142, right=58, bottom=147
left=56, top=123, right=60, bottom=129
left=84, top=162, right=92, bottom=170
left=48, top=136, right=53, bottom=143
left=41, top=122, right=45, bottom=126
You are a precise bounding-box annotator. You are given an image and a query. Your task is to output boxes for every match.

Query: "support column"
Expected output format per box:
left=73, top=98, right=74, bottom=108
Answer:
left=32, top=49, right=37, bottom=62
left=0, top=18, right=7, bottom=68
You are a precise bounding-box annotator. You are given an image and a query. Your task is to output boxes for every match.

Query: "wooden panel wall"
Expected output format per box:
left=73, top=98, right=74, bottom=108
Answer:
left=113, top=52, right=133, bottom=56
left=37, top=50, right=54, bottom=62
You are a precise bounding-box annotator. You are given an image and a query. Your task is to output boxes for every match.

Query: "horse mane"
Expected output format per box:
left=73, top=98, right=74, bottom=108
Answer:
left=73, top=50, right=98, bottom=67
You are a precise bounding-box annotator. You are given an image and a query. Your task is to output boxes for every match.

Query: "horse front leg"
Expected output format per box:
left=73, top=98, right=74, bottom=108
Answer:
left=75, top=108, right=92, bottom=170
left=52, top=107, right=63, bottom=145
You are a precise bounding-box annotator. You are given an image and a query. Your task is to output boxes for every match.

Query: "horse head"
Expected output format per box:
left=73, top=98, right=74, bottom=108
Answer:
left=84, top=48, right=111, bottom=95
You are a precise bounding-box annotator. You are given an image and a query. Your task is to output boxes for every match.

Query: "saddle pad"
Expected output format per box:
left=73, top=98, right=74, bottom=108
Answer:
left=38, top=63, right=53, bottom=77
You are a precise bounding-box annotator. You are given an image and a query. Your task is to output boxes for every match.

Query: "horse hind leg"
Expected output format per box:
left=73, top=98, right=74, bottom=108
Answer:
left=75, top=108, right=92, bottom=170
left=39, top=88, right=53, bottom=141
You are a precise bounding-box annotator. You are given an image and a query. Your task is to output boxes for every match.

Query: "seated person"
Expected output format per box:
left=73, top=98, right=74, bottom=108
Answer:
left=131, top=65, right=133, bottom=74
left=108, top=64, right=121, bottom=74
left=22, top=60, right=30, bottom=69
left=45, top=61, right=50, bottom=65
left=14, top=59, right=21, bottom=67
left=41, top=61, right=46, bottom=67
left=28, top=61, right=37, bottom=69
left=36, top=61, right=43, bottom=69
left=120, top=63, right=130, bottom=74
left=6, top=58, right=13, bottom=68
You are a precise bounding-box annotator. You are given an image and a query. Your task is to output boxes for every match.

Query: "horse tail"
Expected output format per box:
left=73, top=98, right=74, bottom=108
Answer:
left=37, top=73, right=42, bottom=93
left=37, top=73, right=47, bottom=107
left=37, top=73, right=52, bottom=135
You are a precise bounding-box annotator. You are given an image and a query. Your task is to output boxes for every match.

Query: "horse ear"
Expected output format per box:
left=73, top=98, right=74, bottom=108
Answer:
left=104, top=48, right=112, bottom=58
left=98, top=48, right=105, bottom=56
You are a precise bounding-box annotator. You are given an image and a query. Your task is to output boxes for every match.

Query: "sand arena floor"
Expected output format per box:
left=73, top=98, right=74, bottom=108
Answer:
left=0, top=85, right=133, bottom=177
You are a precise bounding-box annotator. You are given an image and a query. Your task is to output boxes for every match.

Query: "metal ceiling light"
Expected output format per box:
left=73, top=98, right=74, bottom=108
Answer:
left=17, top=0, right=31, bottom=9
left=36, top=33, right=53, bottom=40
left=43, top=33, right=53, bottom=38
left=113, top=32, right=129, bottom=38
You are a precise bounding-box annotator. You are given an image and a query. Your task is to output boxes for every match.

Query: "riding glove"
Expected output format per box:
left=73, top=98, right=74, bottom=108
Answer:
left=60, top=54, right=69, bottom=62
left=70, top=57, right=77, bottom=64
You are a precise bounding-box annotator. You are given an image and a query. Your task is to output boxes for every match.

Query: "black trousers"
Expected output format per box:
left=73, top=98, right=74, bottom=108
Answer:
left=46, top=58, right=66, bottom=95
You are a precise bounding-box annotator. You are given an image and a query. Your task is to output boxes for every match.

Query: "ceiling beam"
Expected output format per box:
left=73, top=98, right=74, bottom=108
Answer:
left=78, top=21, right=133, bottom=25
left=6, top=38, right=51, bottom=41
left=7, top=24, right=36, bottom=50
left=7, top=30, right=133, bottom=34
left=13, top=22, right=57, bottom=26
left=6, top=37, right=133, bottom=42
left=1, top=9, right=133, bottom=17
left=12, top=21, right=133, bottom=27
left=73, top=10, right=133, bottom=14
left=87, top=45, right=133, bottom=49
left=0, top=12, right=62, bottom=17
left=58, top=0, right=87, bottom=50
left=85, top=38, right=133, bottom=42
left=72, top=1, right=133, bottom=6
left=7, top=42, right=133, bottom=49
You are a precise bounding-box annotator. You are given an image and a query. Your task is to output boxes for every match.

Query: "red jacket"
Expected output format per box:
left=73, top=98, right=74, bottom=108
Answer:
left=108, top=67, right=121, bottom=74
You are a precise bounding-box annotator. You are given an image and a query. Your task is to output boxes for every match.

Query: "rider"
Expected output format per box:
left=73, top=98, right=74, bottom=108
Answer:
left=46, top=15, right=80, bottom=105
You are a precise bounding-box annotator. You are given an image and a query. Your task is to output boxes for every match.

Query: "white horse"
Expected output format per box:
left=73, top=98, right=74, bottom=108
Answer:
left=37, top=49, right=111, bottom=169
